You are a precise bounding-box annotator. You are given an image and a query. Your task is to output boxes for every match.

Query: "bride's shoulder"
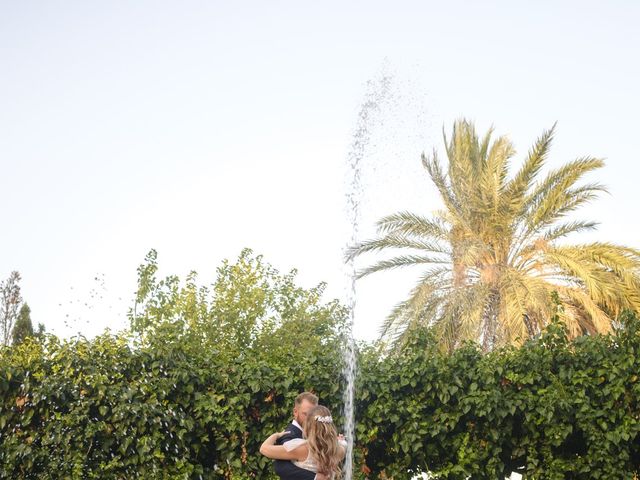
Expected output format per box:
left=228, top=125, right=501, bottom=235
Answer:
left=282, top=438, right=308, bottom=452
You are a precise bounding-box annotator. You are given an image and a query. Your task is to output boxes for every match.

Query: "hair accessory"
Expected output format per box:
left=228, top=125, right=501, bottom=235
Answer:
left=315, top=415, right=333, bottom=424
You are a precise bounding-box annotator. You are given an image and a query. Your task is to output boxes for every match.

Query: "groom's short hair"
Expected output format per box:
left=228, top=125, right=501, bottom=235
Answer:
left=295, top=392, right=318, bottom=406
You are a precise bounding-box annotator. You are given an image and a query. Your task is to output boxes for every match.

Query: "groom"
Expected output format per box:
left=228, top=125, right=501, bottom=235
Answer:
left=274, top=392, right=325, bottom=480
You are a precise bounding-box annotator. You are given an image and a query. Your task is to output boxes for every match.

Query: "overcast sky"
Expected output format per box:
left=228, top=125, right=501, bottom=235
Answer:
left=2, top=1, right=639, bottom=341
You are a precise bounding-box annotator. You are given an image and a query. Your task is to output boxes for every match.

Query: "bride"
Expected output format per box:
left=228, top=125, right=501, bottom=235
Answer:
left=260, top=405, right=347, bottom=479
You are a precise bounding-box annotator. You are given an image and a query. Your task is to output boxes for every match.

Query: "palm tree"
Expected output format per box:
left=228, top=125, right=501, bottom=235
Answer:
left=347, top=119, right=640, bottom=352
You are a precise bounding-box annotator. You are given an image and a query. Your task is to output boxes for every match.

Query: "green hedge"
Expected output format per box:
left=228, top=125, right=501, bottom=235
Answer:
left=355, top=312, right=640, bottom=479
left=0, top=329, right=345, bottom=479
left=2, top=306, right=640, bottom=478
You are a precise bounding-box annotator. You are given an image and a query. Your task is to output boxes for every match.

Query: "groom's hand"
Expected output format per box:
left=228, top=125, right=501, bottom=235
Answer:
left=315, top=473, right=329, bottom=480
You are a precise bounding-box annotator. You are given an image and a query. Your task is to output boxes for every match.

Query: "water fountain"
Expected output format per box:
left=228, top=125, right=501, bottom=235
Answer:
left=342, top=69, right=393, bottom=480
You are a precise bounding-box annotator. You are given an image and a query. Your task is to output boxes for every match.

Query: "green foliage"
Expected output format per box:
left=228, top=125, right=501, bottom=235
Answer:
left=355, top=311, right=640, bottom=479
left=0, top=250, right=348, bottom=479
left=130, top=248, right=349, bottom=356
left=2, top=249, right=640, bottom=478
left=11, top=303, right=34, bottom=346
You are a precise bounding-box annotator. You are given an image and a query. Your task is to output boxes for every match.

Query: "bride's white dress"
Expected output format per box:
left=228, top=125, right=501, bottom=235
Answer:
left=283, top=437, right=348, bottom=478
left=284, top=438, right=318, bottom=472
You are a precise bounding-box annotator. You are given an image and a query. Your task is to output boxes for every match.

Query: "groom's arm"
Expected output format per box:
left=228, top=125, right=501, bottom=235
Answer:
left=273, top=441, right=315, bottom=480
left=273, top=426, right=315, bottom=480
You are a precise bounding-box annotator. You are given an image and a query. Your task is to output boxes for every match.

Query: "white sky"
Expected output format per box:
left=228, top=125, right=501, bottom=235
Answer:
left=1, top=1, right=639, bottom=341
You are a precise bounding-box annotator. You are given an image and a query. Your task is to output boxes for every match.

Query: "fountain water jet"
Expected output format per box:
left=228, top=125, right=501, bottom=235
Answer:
left=342, top=69, right=393, bottom=480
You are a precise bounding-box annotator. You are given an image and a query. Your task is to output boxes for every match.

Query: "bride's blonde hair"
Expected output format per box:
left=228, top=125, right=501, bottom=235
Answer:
left=304, top=405, right=342, bottom=479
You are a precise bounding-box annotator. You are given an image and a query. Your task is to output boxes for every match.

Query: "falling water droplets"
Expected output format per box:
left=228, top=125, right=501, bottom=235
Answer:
left=341, top=60, right=432, bottom=479
left=342, top=66, right=395, bottom=480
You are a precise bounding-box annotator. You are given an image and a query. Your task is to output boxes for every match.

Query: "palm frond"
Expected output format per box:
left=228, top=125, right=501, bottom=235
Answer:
left=553, top=243, right=640, bottom=310
left=447, top=121, right=478, bottom=207
left=478, top=126, right=495, bottom=163
left=555, top=286, right=612, bottom=335
left=559, top=242, right=640, bottom=272
left=503, top=124, right=555, bottom=213
left=379, top=273, right=451, bottom=342
left=345, top=234, right=450, bottom=262
left=432, top=283, right=488, bottom=350
left=483, top=135, right=515, bottom=197
left=500, top=268, right=556, bottom=340
left=526, top=183, right=607, bottom=235
left=523, top=157, right=605, bottom=221
left=375, top=212, right=450, bottom=240
left=421, top=151, right=461, bottom=216
left=542, top=221, right=598, bottom=242
left=356, top=255, right=451, bottom=279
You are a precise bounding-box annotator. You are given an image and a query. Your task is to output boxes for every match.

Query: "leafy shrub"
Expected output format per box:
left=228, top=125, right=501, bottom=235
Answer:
left=0, top=250, right=348, bottom=479
left=355, top=312, right=640, bottom=479
left=0, top=329, right=347, bottom=479
left=2, top=249, right=639, bottom=479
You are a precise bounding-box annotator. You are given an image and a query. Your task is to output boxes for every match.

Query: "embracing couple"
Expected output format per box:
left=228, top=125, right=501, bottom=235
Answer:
left=260, top=392, right=347, bottom=480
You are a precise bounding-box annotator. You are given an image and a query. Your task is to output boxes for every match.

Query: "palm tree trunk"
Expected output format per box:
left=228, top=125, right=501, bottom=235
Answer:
left=482, top=288, right=500, bottom=352
left=523, top=313, right=536, bottom=338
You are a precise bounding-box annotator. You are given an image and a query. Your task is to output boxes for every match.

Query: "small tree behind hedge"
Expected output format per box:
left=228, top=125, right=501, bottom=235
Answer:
left=11, top=303, right=34, bottom=346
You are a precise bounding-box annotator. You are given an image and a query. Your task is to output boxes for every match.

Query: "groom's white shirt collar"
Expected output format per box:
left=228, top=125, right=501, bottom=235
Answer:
left=283, top=420, right=305, bottom=452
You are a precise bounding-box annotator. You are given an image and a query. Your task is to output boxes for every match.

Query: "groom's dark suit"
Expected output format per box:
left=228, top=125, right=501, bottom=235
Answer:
left=274, top=421, right=315, bottom=480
